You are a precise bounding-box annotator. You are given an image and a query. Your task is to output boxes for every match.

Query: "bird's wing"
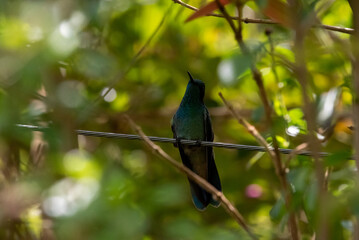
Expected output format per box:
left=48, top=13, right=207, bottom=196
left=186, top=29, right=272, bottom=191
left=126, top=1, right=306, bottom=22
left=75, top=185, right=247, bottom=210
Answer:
left=204, top=108, right=214, bottom=142
left=171, top=116, right=178, bottom=148
left=204, top=108, right=222, bottom=206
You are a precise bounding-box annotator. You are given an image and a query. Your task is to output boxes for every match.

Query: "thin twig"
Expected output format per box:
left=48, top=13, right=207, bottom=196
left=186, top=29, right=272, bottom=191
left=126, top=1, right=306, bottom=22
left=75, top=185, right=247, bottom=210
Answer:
left=218, top=93, right=276, bottom=159
left=267, top=30, right=289, bottom=122
left=172, top=0, right=354, bottom=34
left=286, top=142, right=309, bottom=167
left=215, top=0, right=285, bottom=187
left=219, top=91, right=287, bottom=181
left=314, top=23, right=354, bottom=34
left=124, top=115, right=258, bottom=240
left=213, top=0, right=272, bottom=127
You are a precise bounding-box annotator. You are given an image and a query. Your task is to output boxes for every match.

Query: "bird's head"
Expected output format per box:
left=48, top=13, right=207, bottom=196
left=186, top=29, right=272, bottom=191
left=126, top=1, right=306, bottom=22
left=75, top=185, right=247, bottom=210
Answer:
left=186, top=72, right=205, bottom=102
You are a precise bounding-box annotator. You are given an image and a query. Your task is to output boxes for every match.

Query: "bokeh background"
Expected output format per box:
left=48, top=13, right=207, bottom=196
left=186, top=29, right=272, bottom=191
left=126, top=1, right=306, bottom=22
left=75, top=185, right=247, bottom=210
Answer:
left=0, top=0, right=357, bottom=239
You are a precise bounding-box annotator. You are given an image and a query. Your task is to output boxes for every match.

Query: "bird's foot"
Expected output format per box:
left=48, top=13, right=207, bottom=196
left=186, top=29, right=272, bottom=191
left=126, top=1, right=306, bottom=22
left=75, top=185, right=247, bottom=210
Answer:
left=173, top=138, right=182, bottom=148
left=195, top=140, right=202, bottom=147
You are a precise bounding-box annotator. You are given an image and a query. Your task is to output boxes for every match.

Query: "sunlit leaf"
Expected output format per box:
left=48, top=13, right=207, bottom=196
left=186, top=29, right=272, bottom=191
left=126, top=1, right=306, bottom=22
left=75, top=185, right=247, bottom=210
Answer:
left=0, top=18, right=30, bottom=49
left=288, top=108, right=307, bottom=132
left=275, top=135, right=289, bottom=148
left=112, top=92, right=130, bottom=111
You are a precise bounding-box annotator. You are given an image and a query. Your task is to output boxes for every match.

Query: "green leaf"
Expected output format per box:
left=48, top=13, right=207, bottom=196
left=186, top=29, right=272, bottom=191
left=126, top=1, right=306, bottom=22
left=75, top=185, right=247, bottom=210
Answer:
left=270, top=197, right=286, bottom=222
left=324, top=151, right=352, bottom=167
left=218, top=53, right=252, bottom=86
left=288, top=108, right=307, bottom=132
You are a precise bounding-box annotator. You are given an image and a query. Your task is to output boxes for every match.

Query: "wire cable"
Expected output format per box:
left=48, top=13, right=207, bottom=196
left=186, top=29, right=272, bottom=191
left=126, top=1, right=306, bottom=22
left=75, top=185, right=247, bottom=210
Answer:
left=16, top=124, right=330, bottom=157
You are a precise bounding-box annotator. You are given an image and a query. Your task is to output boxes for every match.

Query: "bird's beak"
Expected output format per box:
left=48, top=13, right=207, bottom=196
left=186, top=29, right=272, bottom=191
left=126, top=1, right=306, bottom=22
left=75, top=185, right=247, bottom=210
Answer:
left=187, top=71, right=194, bottom=83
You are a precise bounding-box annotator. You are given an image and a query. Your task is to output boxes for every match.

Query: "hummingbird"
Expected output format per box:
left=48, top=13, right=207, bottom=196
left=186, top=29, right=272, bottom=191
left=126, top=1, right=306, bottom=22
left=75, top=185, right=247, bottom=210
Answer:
left=171, top=72, right=222, bottom=210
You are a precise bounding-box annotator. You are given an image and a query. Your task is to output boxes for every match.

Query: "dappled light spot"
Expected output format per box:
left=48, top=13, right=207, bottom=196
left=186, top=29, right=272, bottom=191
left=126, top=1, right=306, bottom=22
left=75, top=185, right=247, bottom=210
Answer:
left=49, top=11, right=87, bottom=56
left=63, top=149, right=89, bottom=173
left=316, top=132, right=325, bottom=141
left=27, top=26, right=43, bottom=42
left=49, top=28, right=79, bottom=56
left=0, top=18, right=29, bottom=49
left=112, top=92, right=129, bottom=111
left=43, top=196, right=68, bottom=217
left=60, top=11, right=87, bottom=39
left=25, top=205, right=42, bottom=237
left=218, top=59, right=236, bottom=85
left=62, top=149, right=101, bottom=179
left=317, top=88, right=341, bottom=126
left=286, top=125, right=300, bottom=137
left=43, top=178, right=99, bottom=217
left=59, top=22, right=74, bottom=39
left=101, top=87, right=117, bottom=102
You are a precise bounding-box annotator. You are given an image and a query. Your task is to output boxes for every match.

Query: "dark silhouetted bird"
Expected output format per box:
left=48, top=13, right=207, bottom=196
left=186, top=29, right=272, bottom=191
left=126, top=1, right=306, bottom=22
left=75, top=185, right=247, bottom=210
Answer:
left=171, top=72, right=222, bottom=210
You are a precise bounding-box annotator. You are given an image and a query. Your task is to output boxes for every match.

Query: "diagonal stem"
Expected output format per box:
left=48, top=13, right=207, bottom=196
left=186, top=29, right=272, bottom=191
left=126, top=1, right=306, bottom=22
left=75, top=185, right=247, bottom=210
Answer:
left=124, top=115, right=258, bottom=240
left=214, top=1, right=298, bottom=236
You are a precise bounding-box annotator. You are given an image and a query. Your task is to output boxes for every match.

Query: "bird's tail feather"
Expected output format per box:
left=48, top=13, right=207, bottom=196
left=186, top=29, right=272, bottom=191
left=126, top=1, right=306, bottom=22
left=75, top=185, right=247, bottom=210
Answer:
left=179, top=145, right=221, bottom=210
left=207, top=148, right=221, bottom=207
left=189, top=180, right=221, bottom=210
left=189, top=180, right=209, bottom=210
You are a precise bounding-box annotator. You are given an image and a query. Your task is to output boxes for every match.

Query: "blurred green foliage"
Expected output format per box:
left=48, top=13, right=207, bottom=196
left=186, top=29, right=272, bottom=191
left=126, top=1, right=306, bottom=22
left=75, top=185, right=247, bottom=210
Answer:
left=0, top=0, right=357, bottom=239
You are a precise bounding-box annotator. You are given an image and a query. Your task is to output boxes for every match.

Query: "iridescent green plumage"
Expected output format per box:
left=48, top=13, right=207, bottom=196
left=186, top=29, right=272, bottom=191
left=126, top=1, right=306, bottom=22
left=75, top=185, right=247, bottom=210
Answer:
left=171, top=72, right=221, bottom=210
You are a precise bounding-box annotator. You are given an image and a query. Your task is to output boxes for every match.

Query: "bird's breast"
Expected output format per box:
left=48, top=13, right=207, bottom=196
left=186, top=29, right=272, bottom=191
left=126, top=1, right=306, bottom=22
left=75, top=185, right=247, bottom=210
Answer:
left=173, top=106, right=205, bottom=140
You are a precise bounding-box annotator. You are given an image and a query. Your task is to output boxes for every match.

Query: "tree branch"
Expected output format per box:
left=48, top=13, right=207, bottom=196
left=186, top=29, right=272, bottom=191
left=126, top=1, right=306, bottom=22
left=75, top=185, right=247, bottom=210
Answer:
left=214, top=0, right=298, bottom=238
left=219, top=92, right=299, bottom=240
left=215, top=0, right=283, bottom=195
left=286, top=0, right=327, bottom=239
left=348, top=0, right=359, bottom=176
left=124, top=115, right=258, bottom=240
left=172, top=0, right=354, bottom=34
left=347, top=1, right=359, bottom=237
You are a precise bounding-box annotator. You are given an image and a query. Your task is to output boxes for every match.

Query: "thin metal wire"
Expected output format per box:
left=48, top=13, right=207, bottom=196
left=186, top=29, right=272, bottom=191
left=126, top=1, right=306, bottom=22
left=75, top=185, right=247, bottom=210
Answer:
left=16, top=124, right=330, bottom=157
